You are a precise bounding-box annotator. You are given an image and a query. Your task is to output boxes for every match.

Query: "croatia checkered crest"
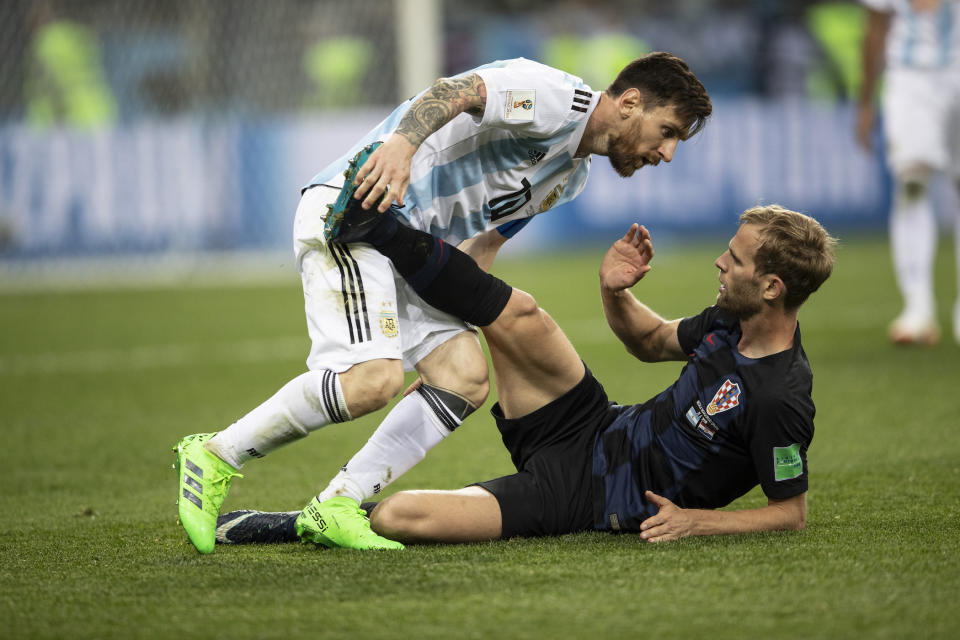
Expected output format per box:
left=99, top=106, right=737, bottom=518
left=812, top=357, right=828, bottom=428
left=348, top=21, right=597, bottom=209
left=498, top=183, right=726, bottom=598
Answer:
left=706, top=379, right=741, bottom=416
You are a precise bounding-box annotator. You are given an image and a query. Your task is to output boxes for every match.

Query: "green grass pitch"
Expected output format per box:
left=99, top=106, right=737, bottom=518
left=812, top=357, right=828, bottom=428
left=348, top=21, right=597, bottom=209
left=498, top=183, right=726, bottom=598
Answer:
left=1, top=235, right=958, bottom=639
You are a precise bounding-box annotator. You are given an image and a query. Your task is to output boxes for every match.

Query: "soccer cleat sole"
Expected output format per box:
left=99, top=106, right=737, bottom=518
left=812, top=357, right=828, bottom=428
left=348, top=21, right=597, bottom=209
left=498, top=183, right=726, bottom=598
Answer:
left=324, top=141, right=383, bottom=242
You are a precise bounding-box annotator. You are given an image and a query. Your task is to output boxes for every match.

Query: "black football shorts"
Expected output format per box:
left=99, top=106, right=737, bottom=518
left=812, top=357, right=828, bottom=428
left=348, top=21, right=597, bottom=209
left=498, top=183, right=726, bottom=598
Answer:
left=475, top=367, right=616, bottom=539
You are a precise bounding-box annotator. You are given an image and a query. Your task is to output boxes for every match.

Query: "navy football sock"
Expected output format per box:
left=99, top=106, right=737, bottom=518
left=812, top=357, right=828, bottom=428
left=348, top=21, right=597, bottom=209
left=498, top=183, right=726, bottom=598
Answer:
left=368, top=222, right=512, bottom=327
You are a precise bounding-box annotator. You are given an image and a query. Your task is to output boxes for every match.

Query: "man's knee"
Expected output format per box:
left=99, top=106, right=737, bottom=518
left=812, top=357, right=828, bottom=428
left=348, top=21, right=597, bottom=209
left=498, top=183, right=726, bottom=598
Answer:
left=370, top=492, right=424, bottom=539
left=494, top=289, right=541, bottom=333
left=896, top=166, right=933, bottom=203
left=339, top=359, right=404, bottom=416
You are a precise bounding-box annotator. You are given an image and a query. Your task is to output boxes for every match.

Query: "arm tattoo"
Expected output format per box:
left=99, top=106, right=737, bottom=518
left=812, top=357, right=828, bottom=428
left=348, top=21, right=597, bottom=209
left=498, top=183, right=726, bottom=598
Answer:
left=395, top=74, right=487, bottom=147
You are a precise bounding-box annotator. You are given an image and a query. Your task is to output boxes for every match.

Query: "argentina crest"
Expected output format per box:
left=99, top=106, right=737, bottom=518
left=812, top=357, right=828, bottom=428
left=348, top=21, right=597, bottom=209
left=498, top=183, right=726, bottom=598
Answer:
left=379, top=302, right=399, bottom=338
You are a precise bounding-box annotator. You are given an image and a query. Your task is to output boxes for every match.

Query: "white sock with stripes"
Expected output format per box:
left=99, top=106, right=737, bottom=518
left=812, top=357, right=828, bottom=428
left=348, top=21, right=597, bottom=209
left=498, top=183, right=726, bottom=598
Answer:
left=316, top=387, right=458, bottom=503
left=206, top=369, right=350, bottom=469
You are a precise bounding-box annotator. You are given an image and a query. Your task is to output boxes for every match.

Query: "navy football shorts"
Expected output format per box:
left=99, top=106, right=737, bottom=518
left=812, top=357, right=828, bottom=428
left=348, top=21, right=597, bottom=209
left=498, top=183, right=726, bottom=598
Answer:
left=475, top=367, right=617, bottom=539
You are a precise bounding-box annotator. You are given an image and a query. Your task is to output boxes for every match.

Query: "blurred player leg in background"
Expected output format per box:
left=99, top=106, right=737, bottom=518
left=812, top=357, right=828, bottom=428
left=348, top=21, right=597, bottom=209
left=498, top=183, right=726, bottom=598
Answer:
left=882, top=66, right=960, bottom=345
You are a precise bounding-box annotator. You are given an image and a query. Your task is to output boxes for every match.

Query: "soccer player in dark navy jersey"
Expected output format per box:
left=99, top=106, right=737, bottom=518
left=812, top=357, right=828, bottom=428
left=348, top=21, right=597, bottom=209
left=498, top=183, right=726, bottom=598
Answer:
left=217, top=204, right=836, bottom=545
left=595, top=301, right=816, bottom=534
left=351, top=203, right=837, bottom=543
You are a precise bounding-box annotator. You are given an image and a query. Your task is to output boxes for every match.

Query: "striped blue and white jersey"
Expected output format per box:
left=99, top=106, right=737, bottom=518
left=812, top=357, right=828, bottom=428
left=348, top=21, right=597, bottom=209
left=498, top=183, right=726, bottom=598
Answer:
left=303, top=58, right=599, bottom=244
left=862, top=0, right=959, bottom=70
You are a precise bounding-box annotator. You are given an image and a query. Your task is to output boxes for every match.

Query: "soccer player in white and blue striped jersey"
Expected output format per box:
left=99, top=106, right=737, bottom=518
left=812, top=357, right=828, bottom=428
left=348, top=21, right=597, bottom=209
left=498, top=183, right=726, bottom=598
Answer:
left=857, top=0, right=960, bottom=345
left=174, top=53, right=711, bottom=553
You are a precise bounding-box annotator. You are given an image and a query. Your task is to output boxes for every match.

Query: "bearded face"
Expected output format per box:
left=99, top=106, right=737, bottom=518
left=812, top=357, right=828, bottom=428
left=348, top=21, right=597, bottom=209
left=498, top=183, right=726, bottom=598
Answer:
left=606, top=103, right=681, bottom=177
left=717, top=272, right=765, bottom=320
left=607, top=122, right=652, bottom=177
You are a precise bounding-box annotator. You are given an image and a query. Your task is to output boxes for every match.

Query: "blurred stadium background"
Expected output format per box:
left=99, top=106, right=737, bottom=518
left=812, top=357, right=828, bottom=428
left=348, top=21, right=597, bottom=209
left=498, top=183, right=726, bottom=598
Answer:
left=0, top=0, right=957, bottom=282
left=3, top=5, right=959, bottom=636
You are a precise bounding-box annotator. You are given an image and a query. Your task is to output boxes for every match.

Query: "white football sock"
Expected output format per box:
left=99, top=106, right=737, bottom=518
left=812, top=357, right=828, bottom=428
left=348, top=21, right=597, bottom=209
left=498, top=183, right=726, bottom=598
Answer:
left=206, top=369, right=350, bottom=468
left=317, top=387, right=459, bottom=503
left=890, top=185, right=937, bottom=323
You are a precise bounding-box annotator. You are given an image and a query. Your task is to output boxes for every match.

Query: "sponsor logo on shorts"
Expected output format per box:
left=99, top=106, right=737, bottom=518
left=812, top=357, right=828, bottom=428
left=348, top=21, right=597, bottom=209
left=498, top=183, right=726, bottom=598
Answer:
left=329, top=243, right=372, bottom=345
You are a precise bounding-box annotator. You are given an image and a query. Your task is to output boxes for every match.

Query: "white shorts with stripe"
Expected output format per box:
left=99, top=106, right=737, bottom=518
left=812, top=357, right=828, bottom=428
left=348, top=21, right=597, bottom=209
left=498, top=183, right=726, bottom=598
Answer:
left=293, top=185, right=472, bottom=373
left=883, top=67, right=960, bottom=178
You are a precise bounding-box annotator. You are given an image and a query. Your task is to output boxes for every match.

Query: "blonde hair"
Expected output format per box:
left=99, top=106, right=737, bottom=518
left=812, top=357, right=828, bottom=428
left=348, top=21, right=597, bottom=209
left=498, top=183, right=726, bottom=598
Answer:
left=739, top=205, right=837, bottom=309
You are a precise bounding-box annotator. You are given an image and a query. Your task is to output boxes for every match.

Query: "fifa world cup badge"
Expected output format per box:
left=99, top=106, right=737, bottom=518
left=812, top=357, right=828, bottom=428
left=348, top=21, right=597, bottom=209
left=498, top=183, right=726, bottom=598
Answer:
left=505, top=90, right=535, bottom=121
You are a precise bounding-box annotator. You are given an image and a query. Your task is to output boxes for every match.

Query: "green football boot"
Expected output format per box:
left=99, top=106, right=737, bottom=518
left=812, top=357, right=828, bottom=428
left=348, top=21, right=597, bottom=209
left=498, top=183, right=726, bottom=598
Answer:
left=173, top=433, right=243, bottom=554
left=323, top=141, right=384, bottom=243
left=295, top=496, right=404, bottom=550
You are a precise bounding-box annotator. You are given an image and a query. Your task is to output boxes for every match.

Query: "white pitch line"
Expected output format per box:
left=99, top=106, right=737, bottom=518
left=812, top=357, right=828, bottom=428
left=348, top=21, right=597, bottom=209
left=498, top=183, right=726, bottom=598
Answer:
left=0, top=337, right=308, bottom=375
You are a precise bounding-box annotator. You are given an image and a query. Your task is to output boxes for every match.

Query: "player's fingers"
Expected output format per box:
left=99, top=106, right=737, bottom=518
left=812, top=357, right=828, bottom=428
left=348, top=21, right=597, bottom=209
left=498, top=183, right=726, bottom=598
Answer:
left=378, top=177, right=410, bottom=212
left=354, top=154, right=378, bottom=185
left=642, top=238, right=654, bottom=260
left=353, top=166, right=382, bottom=199
left=623, top=223, right=639, bottom=242
left=361, top=179, right=389, bottom=210
left=645, top=490, right=673, bottom=508
left=645, top=533, right=672, bottom=543
left=378, top=187, right=399, bottom=212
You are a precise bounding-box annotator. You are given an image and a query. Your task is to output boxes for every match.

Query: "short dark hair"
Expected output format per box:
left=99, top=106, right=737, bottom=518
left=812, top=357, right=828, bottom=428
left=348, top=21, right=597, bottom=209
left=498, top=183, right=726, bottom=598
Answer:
left=607, top=52, right=712, bottom=139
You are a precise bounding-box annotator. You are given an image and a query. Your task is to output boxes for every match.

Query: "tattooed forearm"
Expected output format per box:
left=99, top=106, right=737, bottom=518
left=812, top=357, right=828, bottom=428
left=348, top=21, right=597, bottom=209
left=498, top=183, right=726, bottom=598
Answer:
left=395, top=74, right=487, bottom=147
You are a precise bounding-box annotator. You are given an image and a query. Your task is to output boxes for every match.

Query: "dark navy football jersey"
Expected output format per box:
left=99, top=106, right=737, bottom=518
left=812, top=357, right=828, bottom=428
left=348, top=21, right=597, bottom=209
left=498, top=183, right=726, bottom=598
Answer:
left=592, top=305, right=815, bottom=532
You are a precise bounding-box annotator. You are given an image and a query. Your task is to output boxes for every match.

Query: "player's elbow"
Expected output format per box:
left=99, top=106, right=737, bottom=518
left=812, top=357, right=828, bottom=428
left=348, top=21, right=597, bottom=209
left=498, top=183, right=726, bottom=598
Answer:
left=625, top=342, right=658, bottom=363
left=785, top=513, right=806, bottom=531
left=773, top=494, right=806, bottom=531
left=623, top=334, right=667, bottom=363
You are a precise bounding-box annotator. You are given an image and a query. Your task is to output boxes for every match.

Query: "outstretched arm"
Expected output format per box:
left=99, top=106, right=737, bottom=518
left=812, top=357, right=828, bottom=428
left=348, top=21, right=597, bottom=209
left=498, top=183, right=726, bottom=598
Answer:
left=353, top=73, right=488, bottom=212
left=599, top=224, right=685, bottom=362
left=856, top=8, right=891, bottom=151
left=638, top=491, right=806, bottom=543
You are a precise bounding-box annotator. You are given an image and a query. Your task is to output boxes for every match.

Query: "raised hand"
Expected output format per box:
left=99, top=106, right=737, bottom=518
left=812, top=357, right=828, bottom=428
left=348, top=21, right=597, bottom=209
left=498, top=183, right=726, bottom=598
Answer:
left=599, top=223, right=655, bottom=292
